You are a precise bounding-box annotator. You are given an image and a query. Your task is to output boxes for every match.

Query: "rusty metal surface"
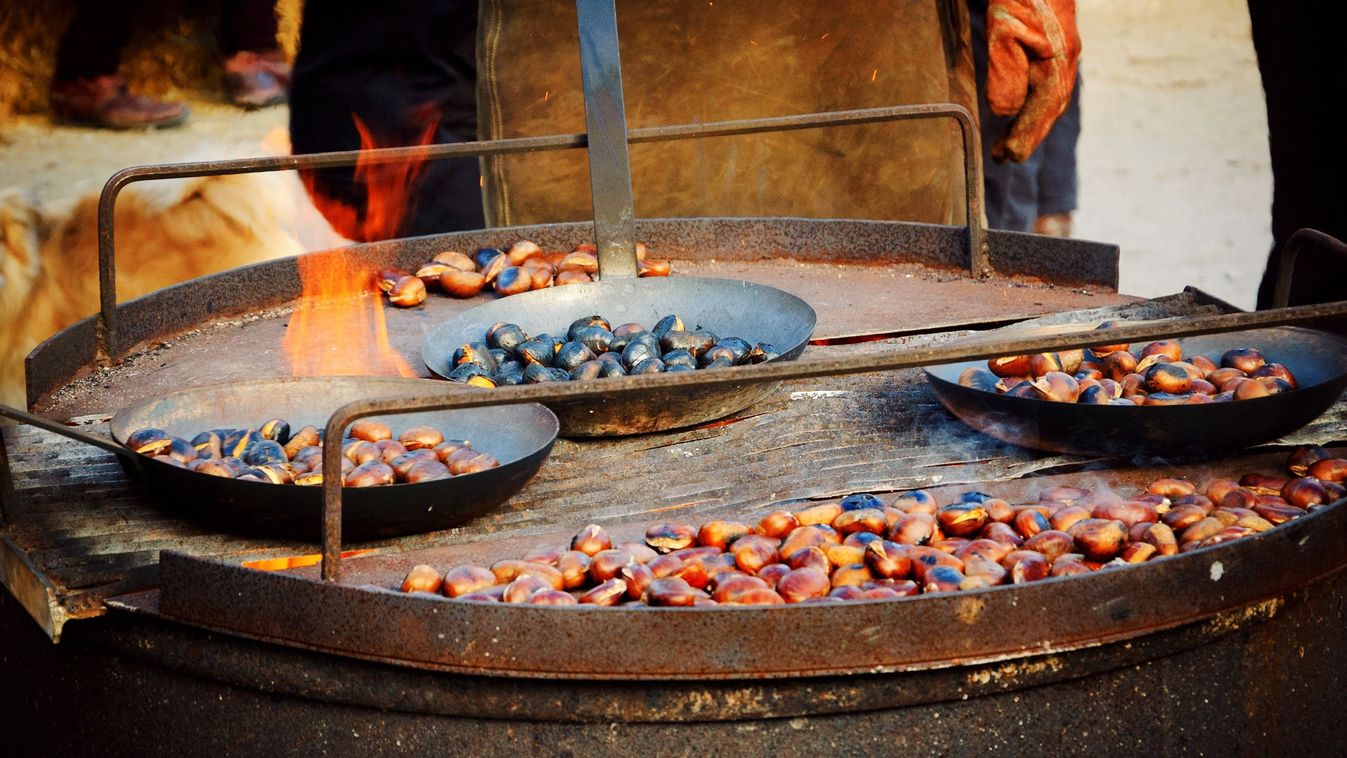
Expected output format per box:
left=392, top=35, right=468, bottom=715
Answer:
left=156, top=448, right=1347, bottom=680
left=313, top=297, right=1347, bottom=579
left=926, top=326, right=1347, bottom=455
left=32, top=218, right=1122, bottom=414
left=7, top=293, right=1347, bottom=634
left=4, top=572, right=1345, bottom=753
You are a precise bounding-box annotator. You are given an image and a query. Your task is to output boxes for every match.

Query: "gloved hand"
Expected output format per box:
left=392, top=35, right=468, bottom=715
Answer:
left=986, top=0, right=1081, bottom=162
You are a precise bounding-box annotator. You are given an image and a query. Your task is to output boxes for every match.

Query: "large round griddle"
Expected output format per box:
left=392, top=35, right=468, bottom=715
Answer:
left=6, top=377, right=558, bottom=541
left=421, top=277, right=815, bottom=436
left=924, top=326, right=1347, bottom=456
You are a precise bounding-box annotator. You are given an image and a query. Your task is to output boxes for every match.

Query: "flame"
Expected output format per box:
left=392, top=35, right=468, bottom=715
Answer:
left=283, top=113, right=439, bottom=378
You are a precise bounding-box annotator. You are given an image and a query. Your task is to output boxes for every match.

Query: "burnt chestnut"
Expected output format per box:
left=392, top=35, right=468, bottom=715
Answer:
left=1145, top=363, right=1192, bottom=394
left=646, top=523, right=697, bottom=553
left=746, top=343, right=779, bottom=364
left=1221, top=347, right=1266, bottom=374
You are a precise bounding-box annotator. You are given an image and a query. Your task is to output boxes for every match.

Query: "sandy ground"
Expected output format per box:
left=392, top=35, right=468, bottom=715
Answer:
left=0, top=0, right=1273, bottom=309
left=1075, top=0, right=1272, bottom=310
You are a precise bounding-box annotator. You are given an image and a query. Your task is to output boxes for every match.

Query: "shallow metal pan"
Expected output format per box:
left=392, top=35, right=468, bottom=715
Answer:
left=924, top=326, right=1347, bottom=456
left=421, top=277, right=815, bottom=436
left=2, top=377, right=558, bottom=541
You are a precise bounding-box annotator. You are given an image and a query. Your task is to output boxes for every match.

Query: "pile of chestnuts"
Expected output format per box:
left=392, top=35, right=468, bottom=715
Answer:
left=377, top=240, right=671, bottom=308
left=127, top=418, right=498, bottom=487
left=960, top=323, right=1300, bottom=405
left=443, top=313, right=778, bottom=387
left=398, top=446, right=1346, bottom=606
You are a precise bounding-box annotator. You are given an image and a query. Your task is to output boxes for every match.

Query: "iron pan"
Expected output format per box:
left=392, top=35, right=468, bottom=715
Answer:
left=421, top=277, right=817, bottom=436
left=924, top=326, right=1347, bottom=456
left=107, top=376, right=558, bottom=541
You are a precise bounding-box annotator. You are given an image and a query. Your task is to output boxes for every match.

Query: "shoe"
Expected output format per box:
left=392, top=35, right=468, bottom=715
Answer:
left=50, top=76, right=189, bottom=129
left=225, top=50, right=290, bottom=109
left=1034, top=213, right=1073, bottom=238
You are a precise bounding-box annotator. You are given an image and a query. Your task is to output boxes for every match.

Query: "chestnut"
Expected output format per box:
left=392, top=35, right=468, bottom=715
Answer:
left=864, top=540, right=912, bottom=579
left=1144, top=363, right=1192, bottom=394
left=833, top=508, right=887, bottom=536
left=1101, top=351, right=1139, bottom=381
left=387, top=274, right=426, bottom=307
left=937, top=502, right=988, bottom=538
left=645, top=523, right=697, bottom=553
left=494, top=266, right=532, bottom=296
left=1221, top=347, right=1266, bottom=374
left=440, top=565, right=496, bottom=597
left=570, top=524, right=613, bottom=556
left=432, top=250, right=477, bottom=271
left=988, top=355, right=1032, bottom=378
left=344, top=460, right=394, bottom=488
left=1140, top=340, right=1183, bottom=363
left=1306, top=458, right=1347, bottom=483
left=777, top=567, right=831, bottom=603
left=638, top=258, right=672, bottom=277
left=1286, top=445, right=1332, bottom=477
left=1066, top=519, right=1127, bottom=561
left=757, top=510, right=800, bottom=539
left=349, top=419, right=392, bottom=443
left=785, top=546, right=831, bottom=573
left=440, top=269, right=487, bottom=298
left=731, top=535, right=780, bottom=574
left=400, top=564, right=442, bottom=594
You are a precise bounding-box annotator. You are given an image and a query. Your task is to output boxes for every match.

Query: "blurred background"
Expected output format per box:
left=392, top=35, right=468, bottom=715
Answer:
left=0, top=0, right=1272, bottom=307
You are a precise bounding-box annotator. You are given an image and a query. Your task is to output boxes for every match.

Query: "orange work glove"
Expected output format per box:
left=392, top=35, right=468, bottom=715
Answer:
left=986, top=0, right=1082, bottom=163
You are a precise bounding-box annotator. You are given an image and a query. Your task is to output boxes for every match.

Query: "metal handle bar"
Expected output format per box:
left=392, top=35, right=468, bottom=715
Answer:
left=1273, top=228, right=1347, bottom=309
left=316, top=297, right=1347, bottom=581
left=0, top=405, right=143, bottom=472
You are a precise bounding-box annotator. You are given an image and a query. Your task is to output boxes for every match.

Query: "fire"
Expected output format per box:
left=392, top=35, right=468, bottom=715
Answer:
left=283, top=114, right=440, bottom=378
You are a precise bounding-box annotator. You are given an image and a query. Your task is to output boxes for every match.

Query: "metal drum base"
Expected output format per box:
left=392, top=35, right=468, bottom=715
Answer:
left=3, top=571, right=1344, bottom=755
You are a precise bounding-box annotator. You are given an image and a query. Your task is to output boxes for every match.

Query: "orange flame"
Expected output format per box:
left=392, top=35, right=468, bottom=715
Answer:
left=283, top=113, right=439, bottom=378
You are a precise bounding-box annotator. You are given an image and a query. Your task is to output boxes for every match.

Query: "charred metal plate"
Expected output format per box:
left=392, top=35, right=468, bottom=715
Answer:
left=155, top=449, right=1347, bottom=680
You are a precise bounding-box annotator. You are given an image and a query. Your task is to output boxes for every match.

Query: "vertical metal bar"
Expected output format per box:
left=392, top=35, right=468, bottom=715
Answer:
left=575, top=0, right=640, bottom=280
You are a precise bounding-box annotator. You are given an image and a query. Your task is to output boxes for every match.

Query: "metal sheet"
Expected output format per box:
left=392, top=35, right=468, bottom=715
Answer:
left=155, top=448, right=1347, bottom=679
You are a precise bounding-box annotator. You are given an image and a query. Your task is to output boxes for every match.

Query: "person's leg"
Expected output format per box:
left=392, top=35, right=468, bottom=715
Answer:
left=970, top=0, right=1040, bottom=232
left=50, top=0, right=188, bottom=128
left=289, top=0, right=483, bottom=239
left=1033, top=72, right=1081, bottom=237
left=1250, top=1, right=1347, bottom=307
left=222, top=0, right=288, bottom=108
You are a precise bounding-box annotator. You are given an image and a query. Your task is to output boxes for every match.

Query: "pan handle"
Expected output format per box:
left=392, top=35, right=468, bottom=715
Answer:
left=1273, top=228, right=1347, bottom=309
left=0, top=405, right=144, bottom=472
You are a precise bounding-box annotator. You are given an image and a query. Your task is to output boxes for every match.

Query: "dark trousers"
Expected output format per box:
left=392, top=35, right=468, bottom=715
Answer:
left=54, top=0, right=278, bottom=83
left=968, top=0, right=1081, bottom=232
left=1250, top=1, right=1347, bottom=308
left=288, top=0, right=484, bottom=239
